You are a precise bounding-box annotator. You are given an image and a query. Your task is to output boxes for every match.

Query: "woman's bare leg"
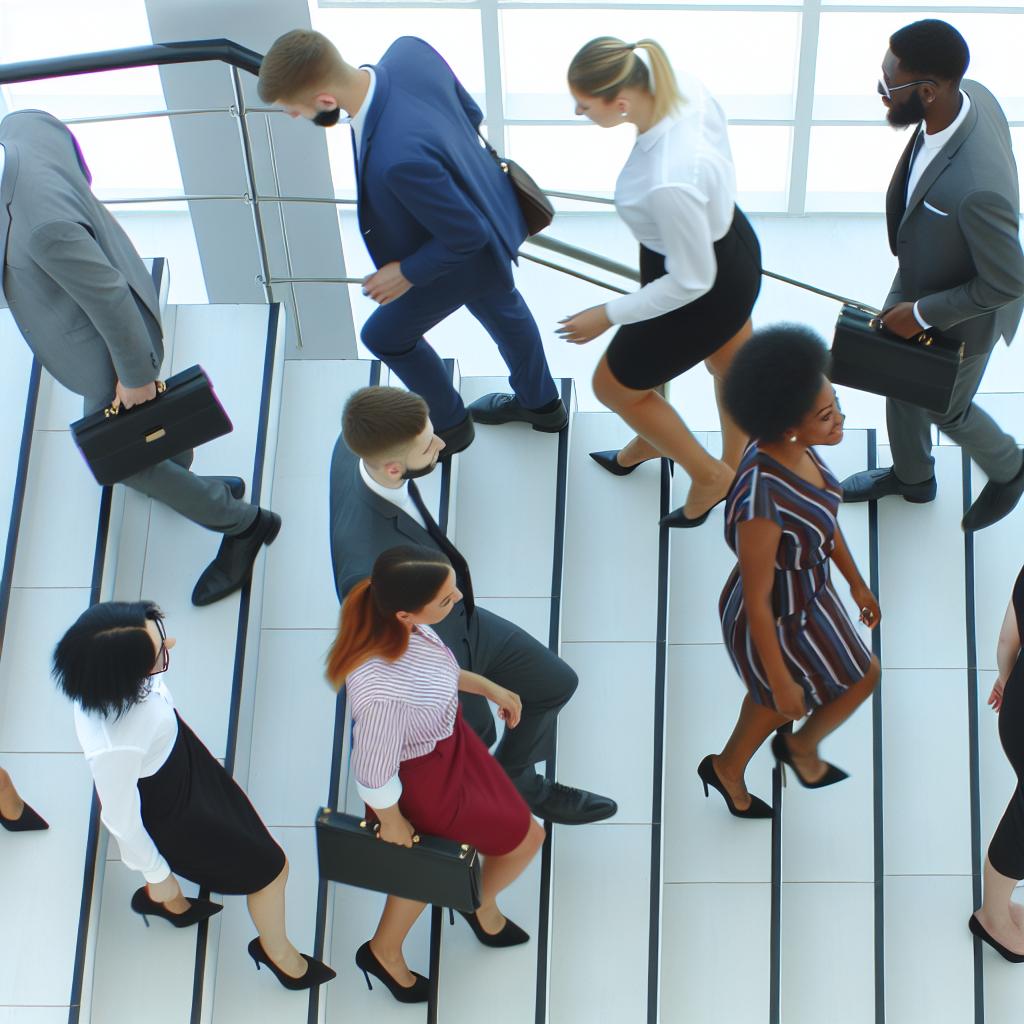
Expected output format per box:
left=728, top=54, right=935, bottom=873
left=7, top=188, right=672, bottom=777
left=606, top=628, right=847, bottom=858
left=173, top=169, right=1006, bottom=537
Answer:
left=0, top=767, right=25, bottom=821
left=369, top=896, right=429, bottom=986
left=475, top=820, right=546, bottom=934
left=975, top=856, right=1024, bottom=955
left=592, top=356, right=732, bottom=518
left=247, top=859, right=307, bottom=979
left=712, top=694, right=789, bottom=810
left=704, top=320, right=754, bottom=469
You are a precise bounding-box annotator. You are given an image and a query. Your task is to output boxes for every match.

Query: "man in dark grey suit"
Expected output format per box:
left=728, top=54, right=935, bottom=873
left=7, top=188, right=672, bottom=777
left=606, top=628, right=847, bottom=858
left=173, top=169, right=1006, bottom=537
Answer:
left=330, top=386, right=616, bottom=825
left=0, top=109, right=279, bottom=605
left=842, top=21, right=1024, bottom=531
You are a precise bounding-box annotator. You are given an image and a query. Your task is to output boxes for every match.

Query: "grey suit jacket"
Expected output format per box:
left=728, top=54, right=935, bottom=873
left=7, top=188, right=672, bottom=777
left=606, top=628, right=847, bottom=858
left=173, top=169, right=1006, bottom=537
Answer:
left=884, top=81, right=1024, bottom=357
left=0, top=109, right=163, bottom=397
left=329, top=436, right=471, bottom=647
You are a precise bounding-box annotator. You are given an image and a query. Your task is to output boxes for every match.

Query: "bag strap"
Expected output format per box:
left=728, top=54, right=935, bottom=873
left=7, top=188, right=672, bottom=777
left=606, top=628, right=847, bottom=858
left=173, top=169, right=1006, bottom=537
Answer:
left=476, top=125, right=500, bottom=161
left=760, top=269, right=881, bottom=316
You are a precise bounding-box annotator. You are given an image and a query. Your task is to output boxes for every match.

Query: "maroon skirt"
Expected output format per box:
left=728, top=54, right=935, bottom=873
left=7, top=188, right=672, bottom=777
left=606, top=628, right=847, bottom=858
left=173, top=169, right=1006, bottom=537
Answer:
left=371, top=708, right=531, bottom=856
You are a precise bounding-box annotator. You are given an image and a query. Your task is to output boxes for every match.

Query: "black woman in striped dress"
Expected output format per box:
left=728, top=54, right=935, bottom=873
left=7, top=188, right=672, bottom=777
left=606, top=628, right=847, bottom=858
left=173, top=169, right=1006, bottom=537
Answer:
left=697, top=325, right=882, bottom=818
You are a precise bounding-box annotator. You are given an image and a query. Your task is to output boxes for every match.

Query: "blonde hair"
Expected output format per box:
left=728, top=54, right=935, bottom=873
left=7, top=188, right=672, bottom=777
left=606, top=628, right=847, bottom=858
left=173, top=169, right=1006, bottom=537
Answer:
left=258, top=29, right=348, bottom=104
left=568, top=37, right=683, bottom=123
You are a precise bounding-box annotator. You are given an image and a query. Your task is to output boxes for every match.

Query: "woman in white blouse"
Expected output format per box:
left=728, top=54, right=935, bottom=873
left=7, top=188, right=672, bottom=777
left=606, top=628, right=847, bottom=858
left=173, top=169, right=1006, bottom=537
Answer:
left=327, top=545, right=545, bottom=1003
left=54, top=601, right=335, bottom=992
left=560, top=37, right=763, bottom=527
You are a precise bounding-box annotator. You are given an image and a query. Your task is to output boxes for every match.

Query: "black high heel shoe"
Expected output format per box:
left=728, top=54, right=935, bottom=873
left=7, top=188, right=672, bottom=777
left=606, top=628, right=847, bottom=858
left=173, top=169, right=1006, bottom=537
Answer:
left=458, top=909, right=530, bottom=948
left=130, top=886, right=223, bottom=928
left=355, top=941, right=428, bottom=1002
left=697, top=755, right=773, bottom=819
left=590, top=450, right=649, bottom=477
left=0, top=801, right=48, bottom=832
left=770, top=734, right=848, bottom=789
left=660, top=495, right=727, bottom=529
left=969, top=913, right=1024, bottom=963
left=248, top=938, right=336, bottom=991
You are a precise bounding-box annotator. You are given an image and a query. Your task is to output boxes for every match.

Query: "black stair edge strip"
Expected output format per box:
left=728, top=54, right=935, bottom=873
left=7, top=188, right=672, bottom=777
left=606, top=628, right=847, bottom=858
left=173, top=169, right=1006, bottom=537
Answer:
left=645, top=457, right=672, bottom=1023
left=306, top=359, right=380, bottom=1024
left=190, top=302, right=281, bottom=1024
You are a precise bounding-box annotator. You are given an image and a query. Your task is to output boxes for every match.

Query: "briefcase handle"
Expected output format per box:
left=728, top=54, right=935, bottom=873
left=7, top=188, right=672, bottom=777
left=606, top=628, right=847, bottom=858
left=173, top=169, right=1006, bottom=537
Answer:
left=104, top=379, right=167, bottom=419
left=864, top=313, right=935, bottom=348
left=360, top=818, right=422, bottom=845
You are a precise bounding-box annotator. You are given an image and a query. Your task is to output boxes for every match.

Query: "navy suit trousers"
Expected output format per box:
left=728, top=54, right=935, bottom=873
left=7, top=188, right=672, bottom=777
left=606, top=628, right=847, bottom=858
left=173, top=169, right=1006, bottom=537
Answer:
left=360, top=266, right=558, bottom=431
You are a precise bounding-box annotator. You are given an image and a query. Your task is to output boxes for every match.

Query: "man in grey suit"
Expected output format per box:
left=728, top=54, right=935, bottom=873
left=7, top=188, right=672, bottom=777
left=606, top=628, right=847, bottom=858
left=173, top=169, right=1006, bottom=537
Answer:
left=330, top=385, right=616, bottom=825
left=842, top=21, right=1024, bottom=531
left=0, top=109, right=279, bottom=605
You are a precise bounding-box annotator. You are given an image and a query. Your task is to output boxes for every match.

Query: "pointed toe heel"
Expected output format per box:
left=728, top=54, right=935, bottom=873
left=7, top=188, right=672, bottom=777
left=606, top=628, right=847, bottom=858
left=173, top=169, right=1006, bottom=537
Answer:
left=0, top=800, right=49, bottom=832
left=130, top=887, right=222, bottom=929
left=458, top=909, right=530, bottom=947
left=660, top=495, right=727, bottom=529
left=248, top=938, right=336, bottom=991
left=696, top=755, right=773, bottom=819
left=354, top=941, right=428, bottom=1002
left=589, top=450, right=644, bottom=476
left=770, top=734, right=848, bottom=789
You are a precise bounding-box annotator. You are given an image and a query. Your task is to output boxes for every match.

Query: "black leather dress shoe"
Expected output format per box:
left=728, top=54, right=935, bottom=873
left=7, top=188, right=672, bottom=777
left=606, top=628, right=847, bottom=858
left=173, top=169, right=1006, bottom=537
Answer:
left=840, top=467, right=936, bottom=504
left=437, top=415, right=475, bottom=458
left=527, top=782, right=617, bottom=825
left=191, top=509, right=282, bottom=607
left=962, top=456, right=1024, bottom=532
left=467, top=393, right=568, bottom=433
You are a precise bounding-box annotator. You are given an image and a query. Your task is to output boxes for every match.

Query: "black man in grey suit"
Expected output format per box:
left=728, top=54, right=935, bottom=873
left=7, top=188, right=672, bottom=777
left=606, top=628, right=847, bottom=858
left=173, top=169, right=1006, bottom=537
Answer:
left=0, top=109, right=279, bottom=605
left=329, top=385, right=617, bottom=825
left=842, top=21, right=1024, bottom=531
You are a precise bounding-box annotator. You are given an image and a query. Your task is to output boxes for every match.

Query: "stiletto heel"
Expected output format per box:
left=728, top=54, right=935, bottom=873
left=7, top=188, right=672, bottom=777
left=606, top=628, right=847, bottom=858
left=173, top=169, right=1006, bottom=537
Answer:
left=448, top=907, right=455, bottom=926
left=130, top=887, right=222, bottom=929
left=354, top=941, right=428, bottom=1003
left=696, top=755, right=772, bottom=819
left=770, top=734, right=847, bottom=789
left=247, top=938, right=335, bottom=991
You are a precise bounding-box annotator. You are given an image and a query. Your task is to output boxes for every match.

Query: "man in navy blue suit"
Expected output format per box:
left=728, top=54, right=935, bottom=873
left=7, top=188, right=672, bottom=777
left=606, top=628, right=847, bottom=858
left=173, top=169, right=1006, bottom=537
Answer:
left=259, top=30, right=568, bottom=454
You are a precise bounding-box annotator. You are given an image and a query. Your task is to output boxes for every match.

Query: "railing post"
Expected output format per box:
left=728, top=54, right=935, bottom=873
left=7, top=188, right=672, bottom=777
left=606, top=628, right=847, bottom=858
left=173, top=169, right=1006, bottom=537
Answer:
left=229, top=65, right=274, bottom=305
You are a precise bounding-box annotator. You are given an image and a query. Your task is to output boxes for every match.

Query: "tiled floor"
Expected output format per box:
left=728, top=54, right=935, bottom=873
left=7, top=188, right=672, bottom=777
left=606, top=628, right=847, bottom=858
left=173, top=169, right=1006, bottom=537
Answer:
left=4, top=295, right=1024, bottom=1023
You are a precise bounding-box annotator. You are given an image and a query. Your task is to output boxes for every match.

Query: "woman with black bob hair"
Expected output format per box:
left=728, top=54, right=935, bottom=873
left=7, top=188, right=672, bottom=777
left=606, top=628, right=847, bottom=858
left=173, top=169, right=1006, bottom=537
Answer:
left=697, top=324, right=882, bottom=818
left=54, top=601, right=335, bottom=991
left=327, top=545, right=545, bottom=1003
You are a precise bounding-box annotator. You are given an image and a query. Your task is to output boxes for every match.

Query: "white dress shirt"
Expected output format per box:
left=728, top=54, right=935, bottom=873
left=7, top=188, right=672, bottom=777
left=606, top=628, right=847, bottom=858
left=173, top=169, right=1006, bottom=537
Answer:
left=359, top=459, right=427, bottom=529
left=346, top=67, right=377, bottom=159
left=905, top=92, right=971, bottom=330
left=606, top=72, right=737, bottom=326
left=74, top=678, right=179, bottom=883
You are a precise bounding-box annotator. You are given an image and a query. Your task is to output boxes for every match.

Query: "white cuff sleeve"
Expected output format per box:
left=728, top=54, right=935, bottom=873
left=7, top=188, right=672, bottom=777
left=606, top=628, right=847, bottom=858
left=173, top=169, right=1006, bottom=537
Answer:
left=357, top=774, right=403, bottom=809
left=606, top=185, right=717, bottom=326
left=912, top=301, right=931, bottom=330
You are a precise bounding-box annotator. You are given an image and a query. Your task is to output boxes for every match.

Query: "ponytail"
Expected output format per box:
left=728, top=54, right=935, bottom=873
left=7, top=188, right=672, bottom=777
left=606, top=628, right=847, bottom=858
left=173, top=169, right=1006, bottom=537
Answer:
left=326, top=579, right=408, bottom=688
left=568, top=36, right=683, bottom=123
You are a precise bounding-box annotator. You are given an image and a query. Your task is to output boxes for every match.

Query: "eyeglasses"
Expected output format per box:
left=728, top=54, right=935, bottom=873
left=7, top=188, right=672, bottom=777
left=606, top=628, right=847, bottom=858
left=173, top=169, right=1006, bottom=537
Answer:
left=151, top=615, right=170, bottom=675
left=877, top=77, right=936, bottom=101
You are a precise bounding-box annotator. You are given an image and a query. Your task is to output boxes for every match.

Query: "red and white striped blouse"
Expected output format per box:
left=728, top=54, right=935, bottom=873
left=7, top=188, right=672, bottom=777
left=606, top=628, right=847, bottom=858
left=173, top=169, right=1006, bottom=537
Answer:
left=347, top=624, right=459, bottom=809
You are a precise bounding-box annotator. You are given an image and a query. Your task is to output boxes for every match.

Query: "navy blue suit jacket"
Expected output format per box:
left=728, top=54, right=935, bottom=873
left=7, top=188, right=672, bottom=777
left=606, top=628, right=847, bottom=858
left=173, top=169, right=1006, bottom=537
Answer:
left=357, top=37, right=527, bottom=290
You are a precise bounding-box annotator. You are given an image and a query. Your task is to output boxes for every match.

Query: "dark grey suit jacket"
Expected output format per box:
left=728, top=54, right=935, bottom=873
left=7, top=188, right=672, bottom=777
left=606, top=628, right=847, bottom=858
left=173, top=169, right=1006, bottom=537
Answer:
left=329, top=436, right=471, bottom=650
left=0, top=110, right=163, bottom=397
left=885, top=81, right=1024, bottom=356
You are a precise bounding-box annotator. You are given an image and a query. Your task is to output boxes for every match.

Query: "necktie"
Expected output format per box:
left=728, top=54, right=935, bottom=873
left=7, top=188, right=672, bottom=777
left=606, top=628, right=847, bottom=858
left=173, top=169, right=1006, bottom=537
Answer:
left=407, top=481, right=475, bottom=615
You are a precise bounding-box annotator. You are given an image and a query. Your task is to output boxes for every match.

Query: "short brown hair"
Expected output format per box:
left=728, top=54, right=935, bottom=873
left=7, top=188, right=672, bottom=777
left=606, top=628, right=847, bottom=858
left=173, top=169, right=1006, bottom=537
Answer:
left=342, top=387, right=429, bottom=462
left=258, top=29, right=342, bottom=104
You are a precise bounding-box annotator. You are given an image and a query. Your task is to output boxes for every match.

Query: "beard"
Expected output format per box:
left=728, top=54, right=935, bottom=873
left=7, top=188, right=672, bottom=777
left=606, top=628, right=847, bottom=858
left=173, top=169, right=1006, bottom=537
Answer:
left=401, top=459, right=438, bottom=481
left=313, top=106, right=342, bottom=128
left=886, top=90, right=926, bottom=128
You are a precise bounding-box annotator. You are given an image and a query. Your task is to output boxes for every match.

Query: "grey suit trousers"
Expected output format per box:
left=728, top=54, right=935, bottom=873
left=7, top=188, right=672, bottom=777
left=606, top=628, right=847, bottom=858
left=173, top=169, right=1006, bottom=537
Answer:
left=887, top=349, right=1021, bottom=485
left=83, top=392, right=256, bottom=535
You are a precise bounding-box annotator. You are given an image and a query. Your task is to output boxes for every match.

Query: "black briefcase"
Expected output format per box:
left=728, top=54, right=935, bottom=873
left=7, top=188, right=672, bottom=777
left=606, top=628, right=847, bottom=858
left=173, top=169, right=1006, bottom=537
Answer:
left=315, top=807, right=482, bottom=913
left=831, top=304, right=963, bottom=415
left=70, top=365, right=233, bottom=486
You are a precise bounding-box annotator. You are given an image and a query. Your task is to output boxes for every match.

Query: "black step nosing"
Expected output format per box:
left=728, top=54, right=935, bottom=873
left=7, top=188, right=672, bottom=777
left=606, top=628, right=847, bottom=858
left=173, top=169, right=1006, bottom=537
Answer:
left=190, top=302, right=281, bottom=1024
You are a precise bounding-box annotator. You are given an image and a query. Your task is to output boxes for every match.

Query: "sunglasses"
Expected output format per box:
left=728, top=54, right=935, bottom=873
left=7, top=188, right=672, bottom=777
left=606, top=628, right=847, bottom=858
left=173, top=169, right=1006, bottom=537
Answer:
left=877, top=77, right=936, bottom=101
left=151, top=615, right=170, bottom=675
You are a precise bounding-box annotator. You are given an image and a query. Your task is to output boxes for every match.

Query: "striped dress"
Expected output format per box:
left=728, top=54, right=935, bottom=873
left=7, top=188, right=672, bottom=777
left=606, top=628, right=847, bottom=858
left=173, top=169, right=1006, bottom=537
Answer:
left=347, top=624, right=530, bottom=855
left=719, top=442, right=872, bottom=711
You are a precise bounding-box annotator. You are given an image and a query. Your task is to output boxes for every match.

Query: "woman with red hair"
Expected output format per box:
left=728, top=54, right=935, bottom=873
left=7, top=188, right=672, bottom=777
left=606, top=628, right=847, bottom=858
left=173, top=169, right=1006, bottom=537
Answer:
left=326, top=545, right=545, bottom=1003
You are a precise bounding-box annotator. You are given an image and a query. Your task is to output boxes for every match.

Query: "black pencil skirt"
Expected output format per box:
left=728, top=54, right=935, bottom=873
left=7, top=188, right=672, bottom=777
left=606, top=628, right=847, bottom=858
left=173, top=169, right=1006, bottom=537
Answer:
left=138, top=714, right=285, bottom=894
left=605, top=207, right=762, bottom=391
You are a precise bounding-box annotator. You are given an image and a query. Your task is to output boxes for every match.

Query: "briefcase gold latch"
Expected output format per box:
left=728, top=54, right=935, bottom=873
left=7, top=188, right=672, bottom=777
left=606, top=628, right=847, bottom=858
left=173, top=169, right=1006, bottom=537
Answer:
left=145, top=428, right=166, bottom=443
left=103, top=379, right=167, bottom=418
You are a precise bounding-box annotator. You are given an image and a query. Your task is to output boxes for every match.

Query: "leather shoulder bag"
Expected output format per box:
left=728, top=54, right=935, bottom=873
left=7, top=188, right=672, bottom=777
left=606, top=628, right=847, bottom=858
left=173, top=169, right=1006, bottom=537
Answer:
left=477, top=128, right=554, bottom=237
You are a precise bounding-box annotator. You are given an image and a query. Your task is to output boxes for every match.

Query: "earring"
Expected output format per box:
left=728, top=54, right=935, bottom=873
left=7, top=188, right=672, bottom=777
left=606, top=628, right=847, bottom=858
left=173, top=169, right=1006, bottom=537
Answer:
left=620, top=110, right=628, bottom=118
left=788, top=434, right=798, bottom=443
